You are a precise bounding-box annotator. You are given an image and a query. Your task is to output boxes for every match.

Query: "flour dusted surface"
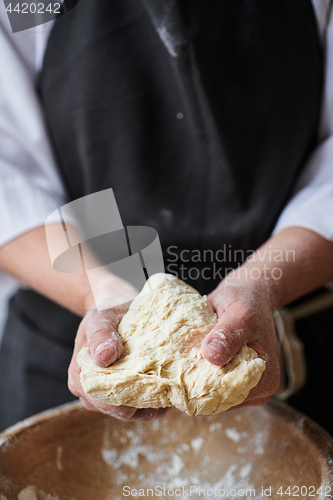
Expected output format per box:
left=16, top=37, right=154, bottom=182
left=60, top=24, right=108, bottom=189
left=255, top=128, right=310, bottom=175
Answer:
left=77, top=273, right=265, bottom=415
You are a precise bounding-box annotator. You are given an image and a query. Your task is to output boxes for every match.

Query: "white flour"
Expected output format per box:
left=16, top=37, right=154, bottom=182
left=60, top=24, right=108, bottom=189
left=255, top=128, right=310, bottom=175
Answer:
left=17, top=486, right=60, bottom=500
left=191, top=437, right=204, bottom=453
left=101, top=415, right=267, bottom=500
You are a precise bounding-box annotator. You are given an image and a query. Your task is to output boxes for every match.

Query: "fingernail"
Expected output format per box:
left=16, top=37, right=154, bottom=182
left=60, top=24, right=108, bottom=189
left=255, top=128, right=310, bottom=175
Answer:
left=95, top=340, right=113, bottom=355
left=207, top=339, right=224, bottom=354
left=94, top=340, right=118, bottom=366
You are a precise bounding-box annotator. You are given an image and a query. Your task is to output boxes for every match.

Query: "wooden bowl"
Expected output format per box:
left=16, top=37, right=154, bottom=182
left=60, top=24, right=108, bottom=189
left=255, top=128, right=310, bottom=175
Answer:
left=0, top=400, right=332, bottom=499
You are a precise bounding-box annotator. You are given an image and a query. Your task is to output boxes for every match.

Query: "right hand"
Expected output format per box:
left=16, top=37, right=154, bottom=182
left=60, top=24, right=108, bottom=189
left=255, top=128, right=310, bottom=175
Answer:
left=68, top=284, right=169, bottom=421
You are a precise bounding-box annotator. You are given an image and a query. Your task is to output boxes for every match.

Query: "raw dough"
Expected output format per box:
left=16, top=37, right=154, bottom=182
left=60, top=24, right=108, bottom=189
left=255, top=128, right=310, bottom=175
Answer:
left=77, top=273, right=266, bottom=415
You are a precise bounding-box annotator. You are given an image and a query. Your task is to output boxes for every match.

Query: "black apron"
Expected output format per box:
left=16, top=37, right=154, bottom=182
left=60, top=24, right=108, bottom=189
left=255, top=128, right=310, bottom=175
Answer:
left=0, top=0, right=325, bottom=431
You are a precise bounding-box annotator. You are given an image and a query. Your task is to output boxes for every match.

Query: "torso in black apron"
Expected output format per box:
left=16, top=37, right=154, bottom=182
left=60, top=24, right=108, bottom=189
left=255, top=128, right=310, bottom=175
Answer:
left=38, top=0, right=323, bottom=293
left=0, top=0, right=323, bottom=430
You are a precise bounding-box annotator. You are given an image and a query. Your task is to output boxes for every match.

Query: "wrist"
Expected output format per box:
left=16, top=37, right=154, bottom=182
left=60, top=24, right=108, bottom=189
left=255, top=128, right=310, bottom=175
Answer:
left=83, top=272, right=139, bottom=312
left=221, top=226, right=333, bottom=313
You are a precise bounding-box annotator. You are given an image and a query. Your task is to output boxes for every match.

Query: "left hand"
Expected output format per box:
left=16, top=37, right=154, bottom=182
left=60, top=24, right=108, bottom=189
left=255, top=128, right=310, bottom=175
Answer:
left=201, top=280, right=280, bottom=408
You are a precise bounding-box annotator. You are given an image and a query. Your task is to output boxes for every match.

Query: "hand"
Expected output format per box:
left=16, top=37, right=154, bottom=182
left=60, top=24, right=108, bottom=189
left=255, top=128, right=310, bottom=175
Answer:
left=68, top=280, right=169, bottom=421
left=69, top=306, right=170, bottom=420
left=201, top=280, right=280, bottom=408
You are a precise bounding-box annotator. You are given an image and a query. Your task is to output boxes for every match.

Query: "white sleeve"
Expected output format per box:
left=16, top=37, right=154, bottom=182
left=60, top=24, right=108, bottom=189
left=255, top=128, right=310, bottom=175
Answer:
left=0, top=5, right=67, bottom=248
left=273, top=1, right=333, bottom=242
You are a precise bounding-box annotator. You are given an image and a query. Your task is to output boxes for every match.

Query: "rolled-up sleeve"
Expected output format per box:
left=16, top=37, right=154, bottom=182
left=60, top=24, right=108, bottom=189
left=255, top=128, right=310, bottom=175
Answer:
left=0, top=10, right=66, bottom=248
left=273, top=137, right=333, bottom=241
left=273, top=2, right=333, bottom=242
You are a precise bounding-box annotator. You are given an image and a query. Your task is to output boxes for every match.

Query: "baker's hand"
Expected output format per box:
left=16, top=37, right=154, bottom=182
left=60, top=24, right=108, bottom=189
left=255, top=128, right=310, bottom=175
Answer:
left=68, top=281, right=168, bottom=421
left=201, top=281, right=280, bottom=408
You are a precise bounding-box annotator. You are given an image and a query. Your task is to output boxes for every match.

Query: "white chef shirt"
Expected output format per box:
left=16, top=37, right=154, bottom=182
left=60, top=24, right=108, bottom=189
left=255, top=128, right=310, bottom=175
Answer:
left=0, top=0, right=332, bottom=257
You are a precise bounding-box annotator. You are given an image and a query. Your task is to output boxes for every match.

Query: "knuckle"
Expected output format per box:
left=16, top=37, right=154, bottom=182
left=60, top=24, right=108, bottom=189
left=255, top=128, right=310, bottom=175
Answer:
left=68, top=379, right=79, bottom=397
left=253, top=397, right=271, bottom=407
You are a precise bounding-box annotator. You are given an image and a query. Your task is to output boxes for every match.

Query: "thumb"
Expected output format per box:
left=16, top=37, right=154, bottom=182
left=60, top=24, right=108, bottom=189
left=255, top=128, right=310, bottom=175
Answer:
left=84, top=310, right=123, bottom=368
left=201, top=322, right=245, bottom=367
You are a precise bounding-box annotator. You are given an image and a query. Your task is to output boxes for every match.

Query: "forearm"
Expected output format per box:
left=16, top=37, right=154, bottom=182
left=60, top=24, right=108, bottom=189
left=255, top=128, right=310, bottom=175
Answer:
left=224, top=227, right=333, bottom=311
left=0, top=225, right=137, bottom=316
left=0, top=226, right=95, bottom=315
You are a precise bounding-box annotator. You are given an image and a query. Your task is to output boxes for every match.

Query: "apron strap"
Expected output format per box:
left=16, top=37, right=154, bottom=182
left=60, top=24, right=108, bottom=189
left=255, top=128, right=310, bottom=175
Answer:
left=274, top=287, right=333, bottom=400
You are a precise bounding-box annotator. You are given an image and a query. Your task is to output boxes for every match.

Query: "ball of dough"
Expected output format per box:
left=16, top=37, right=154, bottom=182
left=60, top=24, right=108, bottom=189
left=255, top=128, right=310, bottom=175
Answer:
left=77, top=273, right=266, bottom=416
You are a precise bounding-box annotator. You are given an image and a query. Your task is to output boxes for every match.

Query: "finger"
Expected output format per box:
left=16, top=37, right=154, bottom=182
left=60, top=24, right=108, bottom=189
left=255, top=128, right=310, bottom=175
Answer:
left=79, top=397, right=100, bottom=412
left=86, top=399, right=138, bottom=420
left=130, top=408, right=161, bottom=421
left=156, top=407, right=171, bottom=419
left=246, top=341, right=280, bottom=399
left=79, top=400, right=169, bottom=421
left=68, top=361, right=83, bottom=398
left=107, top=405, right=138, bottom=420
left=201, top=323, right=245, bottom=366
left=127, top=407, right=170, bottom=421
left=84, top=311, right=123, bottom=367
left=227, top=396, right=271, bottom=411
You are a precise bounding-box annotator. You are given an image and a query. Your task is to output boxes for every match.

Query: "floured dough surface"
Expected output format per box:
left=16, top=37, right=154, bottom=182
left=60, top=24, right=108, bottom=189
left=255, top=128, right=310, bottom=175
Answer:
left=77, top=273, right=266, bottom=416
